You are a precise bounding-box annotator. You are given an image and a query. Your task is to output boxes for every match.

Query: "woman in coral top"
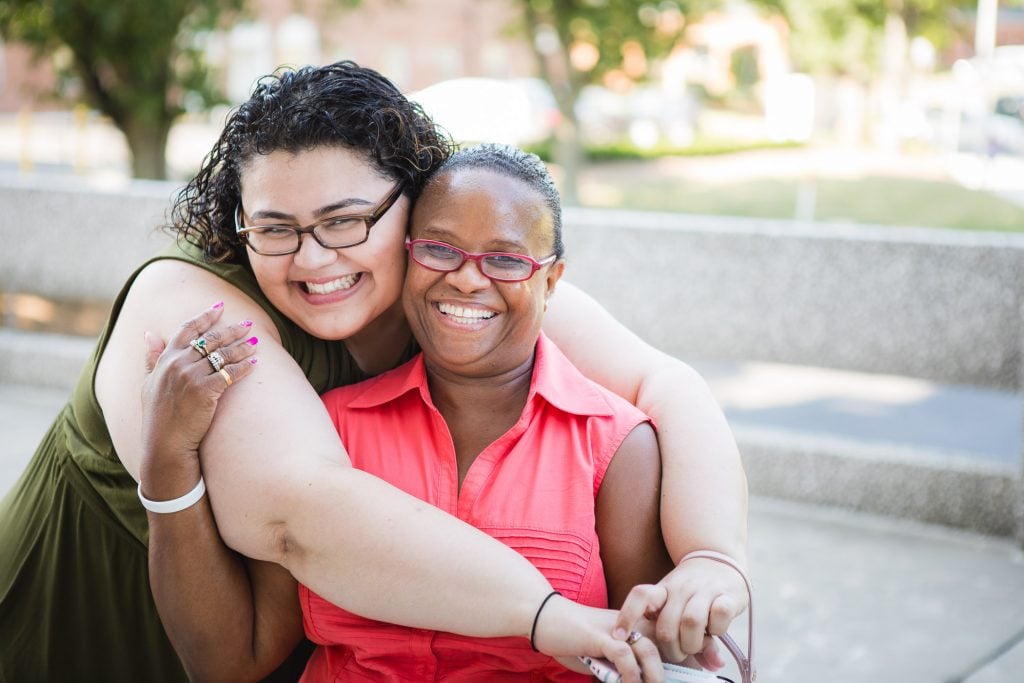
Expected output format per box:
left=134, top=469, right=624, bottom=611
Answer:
left=302, top=143, right=674, bottom=680
left=141, top=143, right=711, bottom=682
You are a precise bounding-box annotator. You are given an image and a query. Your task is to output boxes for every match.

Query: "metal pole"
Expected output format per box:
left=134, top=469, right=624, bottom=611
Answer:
left=975, top=0, right=998, bottom=60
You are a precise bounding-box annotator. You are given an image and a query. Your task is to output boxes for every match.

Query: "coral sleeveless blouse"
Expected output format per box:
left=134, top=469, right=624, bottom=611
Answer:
left=303, top=333, right=650, bottom=681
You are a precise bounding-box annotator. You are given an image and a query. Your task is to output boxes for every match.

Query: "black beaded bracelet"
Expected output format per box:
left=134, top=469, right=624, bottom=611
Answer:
left=529, top=590, right=562, bottom=652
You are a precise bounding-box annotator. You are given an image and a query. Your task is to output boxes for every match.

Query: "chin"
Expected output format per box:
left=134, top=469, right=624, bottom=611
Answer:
left=295, top=317, right=359, bottom=342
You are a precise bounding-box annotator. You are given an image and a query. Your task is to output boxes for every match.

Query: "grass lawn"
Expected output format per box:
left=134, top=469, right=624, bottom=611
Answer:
left=577, top=165, right=1024, bottom=233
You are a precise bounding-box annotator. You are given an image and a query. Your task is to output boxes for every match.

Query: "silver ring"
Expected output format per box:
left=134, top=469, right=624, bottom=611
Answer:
left=625, top=630, right=643, bottom=646
left=207, top=350, right=225, bottom=372
left=189, top=337, right=209, bottom=358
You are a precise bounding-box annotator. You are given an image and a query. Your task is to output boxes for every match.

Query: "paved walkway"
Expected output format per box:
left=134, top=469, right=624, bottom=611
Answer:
left=1, top=370, right=1021, bottom=682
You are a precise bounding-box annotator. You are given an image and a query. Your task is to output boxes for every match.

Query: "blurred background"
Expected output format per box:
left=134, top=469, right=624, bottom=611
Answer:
left=2, top=2, right=1024, bottom=681
left=1, top=0, right=1024, bottom=230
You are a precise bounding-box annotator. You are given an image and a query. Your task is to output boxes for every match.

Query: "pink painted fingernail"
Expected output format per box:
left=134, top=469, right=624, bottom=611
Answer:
left=612, top=628, right=626, bottom=640
left=246, top=336, right=259, bottom=345
left=212, top=301, right=224, bottom=310
left=248, top=358, right=258, bottom=365
left=240, top=319, right=253, bottom=327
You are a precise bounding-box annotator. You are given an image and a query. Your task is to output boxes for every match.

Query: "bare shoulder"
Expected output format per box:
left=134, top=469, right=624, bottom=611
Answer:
left=126, top=258, right=280, bottom=340
left=94, top=258, right=280, bottom=479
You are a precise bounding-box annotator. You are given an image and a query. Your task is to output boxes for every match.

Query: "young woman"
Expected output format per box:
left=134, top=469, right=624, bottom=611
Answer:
left=0, top=62, right=747, bottom=682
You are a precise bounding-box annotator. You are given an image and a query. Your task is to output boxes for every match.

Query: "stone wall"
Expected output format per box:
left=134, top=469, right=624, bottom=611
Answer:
left=0, top=175, right=174, bottom=301
left=5, top=177, right=1022, bottom=389
left=562, top=208, right=1024, bottom=390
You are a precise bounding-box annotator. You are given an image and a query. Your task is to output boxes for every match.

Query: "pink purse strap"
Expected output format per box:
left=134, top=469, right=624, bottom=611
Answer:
left=678, top=550, right=755, bottom=683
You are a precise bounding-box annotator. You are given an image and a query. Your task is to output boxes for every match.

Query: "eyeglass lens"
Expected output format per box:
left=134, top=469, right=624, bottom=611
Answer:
left=410, top=241, right=537, bottom=281
left=244, top=218, right=369, bottom=254
left=238, top=184, right=402, bottom=255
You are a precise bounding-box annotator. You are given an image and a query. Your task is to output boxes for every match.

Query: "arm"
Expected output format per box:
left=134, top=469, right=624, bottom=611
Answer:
left=543, top=281, right=749, bottom=659
left=129, top=283, right=665, bottom=683
left=98, top=260, right=660, bottom=682
left=595, top=422, right=674, bottom=609
left=97, top=260, right=551, bottom=638
left=139, top=315, right=303, bottom=681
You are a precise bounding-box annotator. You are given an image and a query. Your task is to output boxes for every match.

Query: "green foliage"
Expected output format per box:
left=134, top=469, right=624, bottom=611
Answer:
left=747, top=0, right=972, bottom=79
left=751, top=0, right=1024, bottom=79
left=522, top=0, right=713, bottom=91
left=0, top=0, right=243, bottom=177
left=523, top=136, right=802, bottom=162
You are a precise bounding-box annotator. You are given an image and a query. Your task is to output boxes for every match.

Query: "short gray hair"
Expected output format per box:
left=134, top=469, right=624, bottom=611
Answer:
left=425, top=143, right=564, bottom=258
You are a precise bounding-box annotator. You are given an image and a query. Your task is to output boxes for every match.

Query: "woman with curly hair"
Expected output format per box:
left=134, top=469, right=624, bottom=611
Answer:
left=0, top=62, right=748, bottom=682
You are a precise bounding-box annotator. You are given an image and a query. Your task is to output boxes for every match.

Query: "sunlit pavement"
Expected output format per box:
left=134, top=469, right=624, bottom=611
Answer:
left=1, top=364, right=1022, bottom=682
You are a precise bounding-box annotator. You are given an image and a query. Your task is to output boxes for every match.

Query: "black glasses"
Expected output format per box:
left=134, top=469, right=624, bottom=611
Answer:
left=405, top=238, right=557, bottom=283
left=235, top=184, right=404, bottom=255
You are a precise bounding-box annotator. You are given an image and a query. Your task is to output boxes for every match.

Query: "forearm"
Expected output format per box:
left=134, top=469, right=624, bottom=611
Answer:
left=245, top=460, right=552, bottom=638
left=144, top=455, right=294, bottom=682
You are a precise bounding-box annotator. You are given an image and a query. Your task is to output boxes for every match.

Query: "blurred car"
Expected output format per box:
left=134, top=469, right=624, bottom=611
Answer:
left=954, top=96, right=1024, bottom=157
left=995, top=95, right=1024, bottom=123
left=409, top=77, right=560, bottom=146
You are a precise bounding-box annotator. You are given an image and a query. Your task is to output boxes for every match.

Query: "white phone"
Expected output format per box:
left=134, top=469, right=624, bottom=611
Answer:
left=579, top=656, right=725, bottom=683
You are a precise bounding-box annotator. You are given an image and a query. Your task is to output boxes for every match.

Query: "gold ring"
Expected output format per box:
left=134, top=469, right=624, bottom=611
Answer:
left=218, top=368, right=233, bottom=387
left=625, top=630, right=643, bottom=646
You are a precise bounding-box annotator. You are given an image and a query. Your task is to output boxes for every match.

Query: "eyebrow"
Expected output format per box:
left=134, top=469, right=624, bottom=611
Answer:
left=417, top=227, right=530, bottom=253
left=247, top=197, right=376, bottom=222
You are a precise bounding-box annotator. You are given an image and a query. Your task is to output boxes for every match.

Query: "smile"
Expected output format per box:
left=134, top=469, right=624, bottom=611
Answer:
left=304, top=273, right=361, bottom=294
left=437, top=302, right=497, bottom=325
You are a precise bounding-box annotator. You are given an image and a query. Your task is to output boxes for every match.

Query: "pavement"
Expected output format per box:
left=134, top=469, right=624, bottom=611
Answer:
left=1, top=356, right=1022, bottom=683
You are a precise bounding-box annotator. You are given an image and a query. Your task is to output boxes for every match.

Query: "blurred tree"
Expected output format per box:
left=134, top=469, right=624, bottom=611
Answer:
left=515, top=0, right=717, bottom=204
left=0, top=0, right=243, bottom=179
left=752, top=0, right=1024, bottom=78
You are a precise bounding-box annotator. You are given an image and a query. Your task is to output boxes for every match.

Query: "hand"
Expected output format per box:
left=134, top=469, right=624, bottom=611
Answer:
left=614, top=557, right=749, bottom=669
left=139, top=303, right=259, bottom=498
left=533, top=596, right=666, bottom=683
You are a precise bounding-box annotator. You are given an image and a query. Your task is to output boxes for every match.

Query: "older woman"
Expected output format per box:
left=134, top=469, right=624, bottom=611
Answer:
left=144, top=144, right=690, bottom=681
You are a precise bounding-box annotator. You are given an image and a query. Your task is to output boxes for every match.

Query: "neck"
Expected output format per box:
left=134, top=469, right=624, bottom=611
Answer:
left=425, top=354, right=535, bottom=428
left=425, top=349, right=539, bottom=490
left=345, top=301, right=412, bottom=376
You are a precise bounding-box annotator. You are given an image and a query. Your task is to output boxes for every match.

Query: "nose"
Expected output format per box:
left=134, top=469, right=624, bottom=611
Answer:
left=292, top=233, right=338, bottom=269
left=444, top=257, right=491, bottom=292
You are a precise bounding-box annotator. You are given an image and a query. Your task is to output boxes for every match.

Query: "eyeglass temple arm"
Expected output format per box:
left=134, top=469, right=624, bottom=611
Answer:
left=677, top=550, right=755, bottom=683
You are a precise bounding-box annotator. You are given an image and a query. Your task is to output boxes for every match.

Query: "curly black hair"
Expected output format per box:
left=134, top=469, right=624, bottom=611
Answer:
left=171, top=61, right=454, bottom=263
left=426, top=143, right=564, bottom=259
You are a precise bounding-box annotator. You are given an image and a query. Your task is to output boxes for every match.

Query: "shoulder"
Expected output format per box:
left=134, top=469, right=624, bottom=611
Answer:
left=126, top=258, right=282, bottom=344
left=535, top=334, right=650, bottom=425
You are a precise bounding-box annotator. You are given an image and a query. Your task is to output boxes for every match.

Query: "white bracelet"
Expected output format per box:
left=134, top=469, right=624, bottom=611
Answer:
left=137, top=477, right=206, bottom=514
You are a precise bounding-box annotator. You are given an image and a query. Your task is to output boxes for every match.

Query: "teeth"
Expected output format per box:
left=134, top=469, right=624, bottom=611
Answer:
left=306, top=274, right=360, bottom=294
left=438, top=302, right=496, bottom=323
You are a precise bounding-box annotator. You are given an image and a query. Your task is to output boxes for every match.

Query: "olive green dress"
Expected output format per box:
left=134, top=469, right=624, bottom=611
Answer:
left=0, top=241, right=406, bottom=682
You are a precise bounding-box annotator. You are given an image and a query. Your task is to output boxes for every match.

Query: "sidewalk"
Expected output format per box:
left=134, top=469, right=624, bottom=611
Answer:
left=1, top=372, right=1022, bottom=682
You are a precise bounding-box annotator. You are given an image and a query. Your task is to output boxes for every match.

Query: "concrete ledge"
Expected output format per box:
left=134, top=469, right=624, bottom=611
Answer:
left=3, top=176, right=1023, bottom=389
left=0, top=176, right=173, bottom=301
left=0, top=329, right=94, bottom=390
left=3, top=328, right=1018, bottom=537
left=738, top=426, right=1018, bottom=537
left=562, top=208, right=1024, bottom=390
